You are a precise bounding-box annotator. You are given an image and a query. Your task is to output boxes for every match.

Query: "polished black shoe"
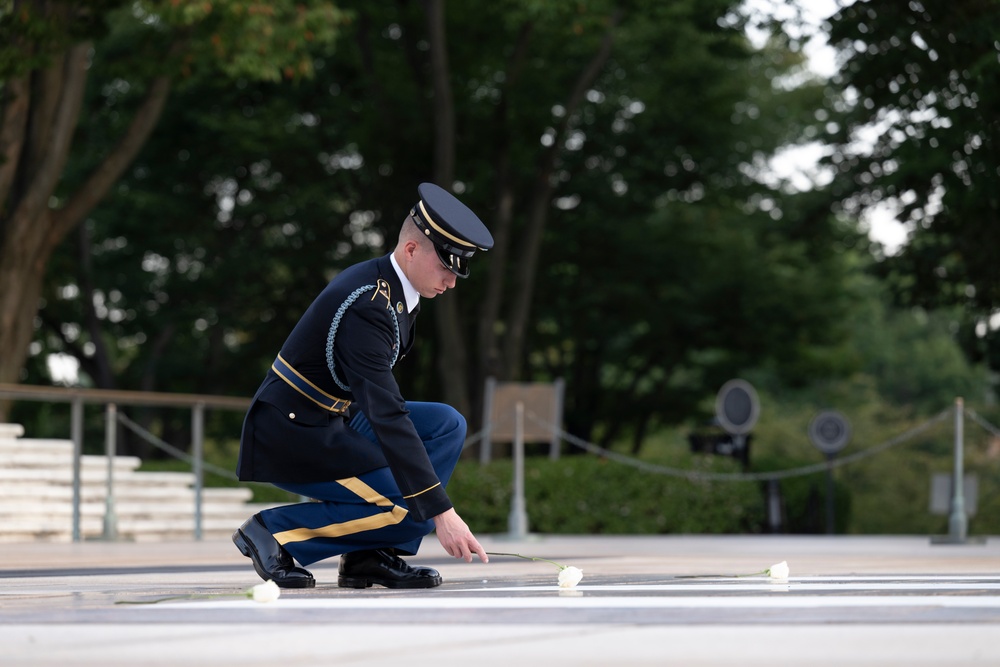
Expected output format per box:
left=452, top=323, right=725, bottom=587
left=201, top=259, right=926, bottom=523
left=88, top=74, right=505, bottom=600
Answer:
left=232, top=514, right=315, bottom=589
left=338, top=549, right=442, bottom=589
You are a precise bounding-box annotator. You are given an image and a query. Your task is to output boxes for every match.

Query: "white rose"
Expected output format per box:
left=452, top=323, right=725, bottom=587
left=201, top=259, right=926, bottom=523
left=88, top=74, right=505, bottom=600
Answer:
left=251, top=580, right=282, bottom=603
left=766, top=561, right=789, bottom=581
left=557, top=566, right=584, bottom=588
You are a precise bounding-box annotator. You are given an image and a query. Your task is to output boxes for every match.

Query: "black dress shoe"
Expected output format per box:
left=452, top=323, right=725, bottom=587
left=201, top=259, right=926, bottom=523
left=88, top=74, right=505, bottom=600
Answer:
left=233, top=514, right=315, bottom=589
left=338, top=548, right=442, bottom=589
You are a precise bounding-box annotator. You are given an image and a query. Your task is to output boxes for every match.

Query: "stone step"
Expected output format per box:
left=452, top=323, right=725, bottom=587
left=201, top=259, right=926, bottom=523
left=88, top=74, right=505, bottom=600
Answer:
left=0, top=423, right=25, bottom=441
left=0, top=437, right=73, bottom=453
left=0, top=484, right=253, bottom=502
left=1, top=500, right=258, bottom=518
left=0, top=468, right=198, bottom=486
left=0, top=451, right=142, bottom=470
left=0, top=422, right=271, bottom=543
left=0, top=503, right=278, bottom=543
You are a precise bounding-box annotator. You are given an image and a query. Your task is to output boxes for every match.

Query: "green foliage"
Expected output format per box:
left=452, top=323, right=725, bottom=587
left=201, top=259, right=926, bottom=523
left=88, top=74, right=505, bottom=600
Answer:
left=15, top=1, right=996, bottom=534
left=775, top=471, right=852, bottom=535
left=23, top=0, right=871, bottom=448
left=0, top=1, right=347, bottom=81
left=147, top=0, right=350, bottom=81
left=737, top=358, right=997, bottom=536
left=0, top=1, right=127, bottom=75
left=448, top=454, right=765, bottom=535
left=36, top=5, right=362, bottom=399
left=136, top=436, right=299, bottom=504
left=822, top=0, right=1000, bottom=377
left=134, top=370, right=1000, bottom=538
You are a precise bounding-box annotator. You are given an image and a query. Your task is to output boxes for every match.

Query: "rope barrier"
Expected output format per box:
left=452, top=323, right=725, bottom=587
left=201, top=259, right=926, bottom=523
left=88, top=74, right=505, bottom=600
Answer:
left=114, top=401, right=1000, bottom=486
left=116, top=411, right=239, bottom=481
left=522, top=408, right=955, bottom=482
left=965, top=408, right=1000, bottom=439
left=463, top=428, right=486, bottom=449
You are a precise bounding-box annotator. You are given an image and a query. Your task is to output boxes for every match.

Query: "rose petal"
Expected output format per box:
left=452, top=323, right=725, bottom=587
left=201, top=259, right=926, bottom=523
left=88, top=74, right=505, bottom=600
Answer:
left=767, top=561, right=790, bottom=580
left=557, top=566, right=584, bottom=588
left=251, top=580, right=282, bottom=603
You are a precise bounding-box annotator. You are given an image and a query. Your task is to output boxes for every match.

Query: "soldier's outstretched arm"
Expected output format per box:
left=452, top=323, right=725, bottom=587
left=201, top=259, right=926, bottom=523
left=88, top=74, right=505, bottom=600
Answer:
left=432, top=508, right=488, bottom=563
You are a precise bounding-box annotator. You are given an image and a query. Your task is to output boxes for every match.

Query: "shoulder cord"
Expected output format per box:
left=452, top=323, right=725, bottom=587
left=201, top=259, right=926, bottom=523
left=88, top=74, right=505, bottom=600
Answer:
left=326, top=285, right=401, bottom=392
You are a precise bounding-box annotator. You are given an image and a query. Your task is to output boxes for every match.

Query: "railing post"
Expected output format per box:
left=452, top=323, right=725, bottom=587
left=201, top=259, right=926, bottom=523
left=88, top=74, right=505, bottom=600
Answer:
left=947, top=397, right=967, bottom=542
left=104, top=403, right=118, bottom=541
left=71, top=397, right=83, bottom=543
left=102, top=403, right=118, bottom=541
left=480, top=377, right=496, bottom=464
left=549, top=378, right=564, bottom=460
left=192, top=402, right=205, bottom=540
left=507, top=401, right=529, bottom=540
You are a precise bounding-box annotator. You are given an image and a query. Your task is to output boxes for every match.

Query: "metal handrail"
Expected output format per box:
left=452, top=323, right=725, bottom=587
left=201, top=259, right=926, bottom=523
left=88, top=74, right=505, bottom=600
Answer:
left=0, top=382, right=250, bottom=410
left=0, top=383, right=250, bottom=542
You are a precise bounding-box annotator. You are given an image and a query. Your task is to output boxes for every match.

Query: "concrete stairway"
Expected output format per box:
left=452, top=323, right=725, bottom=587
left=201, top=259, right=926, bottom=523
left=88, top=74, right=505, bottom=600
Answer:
left=0, top=423, right=273, bottom=543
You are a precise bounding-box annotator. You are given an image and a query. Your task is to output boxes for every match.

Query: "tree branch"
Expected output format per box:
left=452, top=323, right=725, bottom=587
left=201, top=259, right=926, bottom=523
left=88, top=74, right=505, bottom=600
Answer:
left=421, top=0, right=469, bottom=415
left=424, top=0, right=454, bottom=184
left=476, top=19, right=534, bottom=392
left=53, top=68, right=174, bottom=239
left=0, top=77, right=30, bottom=219
left=14, top=42, right=90, bottom=228
left=502, top=9, right=622, bottom=377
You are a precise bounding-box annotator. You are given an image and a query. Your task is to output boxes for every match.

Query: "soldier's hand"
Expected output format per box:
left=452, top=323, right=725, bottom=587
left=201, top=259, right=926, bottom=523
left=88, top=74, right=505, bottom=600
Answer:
left=432, top=508, right=488, bottom=563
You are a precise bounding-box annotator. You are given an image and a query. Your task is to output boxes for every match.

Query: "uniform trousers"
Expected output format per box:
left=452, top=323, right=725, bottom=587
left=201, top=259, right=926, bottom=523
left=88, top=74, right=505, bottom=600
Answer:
left=258, top=402, right=465, bottom=567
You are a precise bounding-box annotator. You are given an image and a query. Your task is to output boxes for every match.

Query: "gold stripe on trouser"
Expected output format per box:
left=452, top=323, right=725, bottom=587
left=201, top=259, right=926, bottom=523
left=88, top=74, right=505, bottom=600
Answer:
left=272, top=477, right=409, bottom=545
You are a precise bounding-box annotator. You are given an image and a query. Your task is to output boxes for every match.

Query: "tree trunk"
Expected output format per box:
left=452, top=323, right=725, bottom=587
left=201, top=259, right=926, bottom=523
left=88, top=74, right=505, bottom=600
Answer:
left=501, top=10, right=621, bottom=380
left=0, top=38, right=175, bottom=420
left=475, top=21, right=534, bottom=403
left=0, top=210, right=52, bottom=384
left=0, top=77, right=30, bottom=215
left=422, top=0, right=471, bottom=417
left=0, top=44, right=91, bottom=417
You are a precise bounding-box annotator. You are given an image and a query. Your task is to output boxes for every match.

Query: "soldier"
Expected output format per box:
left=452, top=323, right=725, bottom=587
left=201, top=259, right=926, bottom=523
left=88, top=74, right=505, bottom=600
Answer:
left=233, top=183, right=492, bottom=588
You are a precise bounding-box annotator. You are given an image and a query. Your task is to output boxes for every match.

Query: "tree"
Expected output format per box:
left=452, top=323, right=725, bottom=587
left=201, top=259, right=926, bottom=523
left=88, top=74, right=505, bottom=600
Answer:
left=0, top=0, right=345, bottom=416
left=21, top=0, right=868, bottom=456
left=821, top=0, right=1000, bottom=377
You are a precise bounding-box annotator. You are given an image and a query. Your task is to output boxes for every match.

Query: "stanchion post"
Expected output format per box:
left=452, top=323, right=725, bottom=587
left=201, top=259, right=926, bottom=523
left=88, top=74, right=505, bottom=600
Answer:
left=825, top=452, right=836, bottom=535
left=71, top=396, right=83, bottom=543
left=102, top=403, right=118, bottom=541
left=507, top=401, right=529, bottom=540
left=192, top=402, right=205, bottom=541
left=947, top=397, right=967, bottom=542
left=766, top=479, right=783, bottom=533
left=480, top=377, right=496, bottom=464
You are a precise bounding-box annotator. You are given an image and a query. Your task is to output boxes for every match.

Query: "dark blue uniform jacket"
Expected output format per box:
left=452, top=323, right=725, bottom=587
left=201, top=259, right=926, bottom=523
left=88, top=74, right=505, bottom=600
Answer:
left=236, top=254, right=452, bottom=522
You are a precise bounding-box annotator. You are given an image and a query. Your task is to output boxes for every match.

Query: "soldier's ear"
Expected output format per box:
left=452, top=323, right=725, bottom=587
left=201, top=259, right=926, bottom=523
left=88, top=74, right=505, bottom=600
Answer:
left=403, top=239, right=421, bottom=260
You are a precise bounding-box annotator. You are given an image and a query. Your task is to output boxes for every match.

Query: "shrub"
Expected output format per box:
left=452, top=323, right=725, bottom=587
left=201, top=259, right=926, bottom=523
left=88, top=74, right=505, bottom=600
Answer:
left=447, top=455, right=765, bottom=535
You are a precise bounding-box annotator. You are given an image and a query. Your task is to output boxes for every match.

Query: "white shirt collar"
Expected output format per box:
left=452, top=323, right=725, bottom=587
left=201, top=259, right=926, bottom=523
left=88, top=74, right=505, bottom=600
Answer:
left=390, top=253, right=420, bottom=313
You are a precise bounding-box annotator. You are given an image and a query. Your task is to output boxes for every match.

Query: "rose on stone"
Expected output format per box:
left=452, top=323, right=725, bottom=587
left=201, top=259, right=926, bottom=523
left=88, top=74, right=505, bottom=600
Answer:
left=488, top=552, right=585, bottom=588
left=251, top=580, right=282, bottom=603
left=557, top=566, right=584, bottom=588
left=117, top=580, right=283, bottom=605
left=765, top=561, right=790, bottom=581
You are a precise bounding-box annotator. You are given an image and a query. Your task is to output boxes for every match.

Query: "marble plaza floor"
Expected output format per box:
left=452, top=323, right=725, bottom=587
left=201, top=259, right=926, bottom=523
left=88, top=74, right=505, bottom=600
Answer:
left=1, top=533, right=998, bottom=666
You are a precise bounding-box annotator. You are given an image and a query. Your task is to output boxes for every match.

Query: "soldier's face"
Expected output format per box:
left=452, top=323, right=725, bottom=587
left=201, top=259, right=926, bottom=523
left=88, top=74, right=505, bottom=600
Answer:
left=410, top=241, right=458, bottom=298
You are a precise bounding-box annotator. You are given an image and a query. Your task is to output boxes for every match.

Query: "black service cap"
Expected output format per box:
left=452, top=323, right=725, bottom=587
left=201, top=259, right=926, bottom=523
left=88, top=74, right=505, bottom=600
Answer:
left=410, top=183, right=493, bottom=278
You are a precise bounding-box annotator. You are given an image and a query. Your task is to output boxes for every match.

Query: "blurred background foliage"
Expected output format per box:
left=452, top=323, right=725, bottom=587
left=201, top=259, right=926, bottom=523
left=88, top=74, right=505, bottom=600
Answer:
left=2, top=0, right=999, bottom=535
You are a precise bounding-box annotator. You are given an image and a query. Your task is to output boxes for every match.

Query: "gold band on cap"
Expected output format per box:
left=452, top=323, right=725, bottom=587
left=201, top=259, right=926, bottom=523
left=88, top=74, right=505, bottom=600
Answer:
left=417, top=200, right=477, bottom=249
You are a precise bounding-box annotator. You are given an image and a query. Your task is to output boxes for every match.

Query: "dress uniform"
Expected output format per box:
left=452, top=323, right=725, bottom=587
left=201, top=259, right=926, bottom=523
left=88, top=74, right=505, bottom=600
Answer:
left=233, top=183, right=493, bottom=588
